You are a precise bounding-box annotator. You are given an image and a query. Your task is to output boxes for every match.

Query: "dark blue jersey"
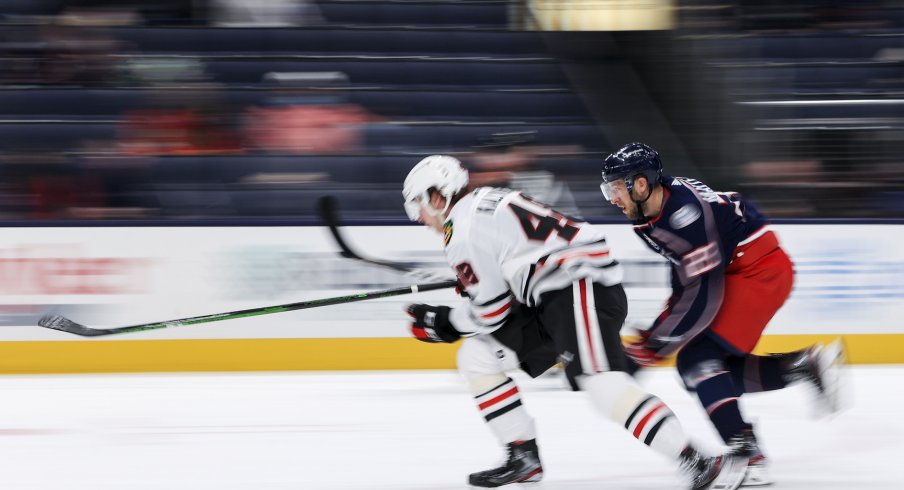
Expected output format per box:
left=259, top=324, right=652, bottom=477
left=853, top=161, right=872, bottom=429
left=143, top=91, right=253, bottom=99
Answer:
left=634, top=175, right=770, bottom=357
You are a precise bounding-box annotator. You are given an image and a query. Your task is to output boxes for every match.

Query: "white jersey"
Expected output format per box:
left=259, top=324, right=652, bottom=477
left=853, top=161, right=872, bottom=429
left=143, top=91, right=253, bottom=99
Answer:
left=445, top=187, right=623, bottom=336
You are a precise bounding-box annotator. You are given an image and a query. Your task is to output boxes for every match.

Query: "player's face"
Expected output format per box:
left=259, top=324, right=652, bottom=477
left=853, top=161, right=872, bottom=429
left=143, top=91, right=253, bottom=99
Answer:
left=417, top=205, right=445, bottom=232
left=601, top=179, right=640, bottom=220
left=411, top=192, right=447, bottom=233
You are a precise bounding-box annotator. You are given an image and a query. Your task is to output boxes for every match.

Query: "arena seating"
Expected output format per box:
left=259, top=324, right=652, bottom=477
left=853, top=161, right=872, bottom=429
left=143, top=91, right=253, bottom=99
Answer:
left=1, top=0, right=902, bottom=220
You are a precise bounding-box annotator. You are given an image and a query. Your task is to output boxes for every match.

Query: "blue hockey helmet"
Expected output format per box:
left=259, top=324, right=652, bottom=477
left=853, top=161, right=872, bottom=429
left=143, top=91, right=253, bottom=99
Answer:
left=600, top=142, right=663, bottom=201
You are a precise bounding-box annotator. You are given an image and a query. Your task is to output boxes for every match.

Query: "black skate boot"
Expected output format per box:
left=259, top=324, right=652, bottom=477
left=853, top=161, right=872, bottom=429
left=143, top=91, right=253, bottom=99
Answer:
left=679, top=445, right=747, bottom=490
left=728, top=429, right=771, bottom=487
left=468, top=439, right=543, bottom=488
left=780, top=339, right=846, bottom=415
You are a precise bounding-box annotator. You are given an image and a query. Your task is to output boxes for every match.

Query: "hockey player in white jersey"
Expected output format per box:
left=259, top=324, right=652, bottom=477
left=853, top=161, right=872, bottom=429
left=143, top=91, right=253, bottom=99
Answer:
left=401, top=155, right=747, bottom=490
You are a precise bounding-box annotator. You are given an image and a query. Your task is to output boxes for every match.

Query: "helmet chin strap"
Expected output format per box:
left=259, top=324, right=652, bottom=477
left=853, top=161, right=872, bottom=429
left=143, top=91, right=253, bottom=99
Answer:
left=631, top=184, right=654, bottom=221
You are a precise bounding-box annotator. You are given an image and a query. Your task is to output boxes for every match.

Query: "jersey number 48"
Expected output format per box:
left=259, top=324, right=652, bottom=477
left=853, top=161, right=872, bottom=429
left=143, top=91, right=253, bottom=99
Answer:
left=509, top=203, right=579, bottom=242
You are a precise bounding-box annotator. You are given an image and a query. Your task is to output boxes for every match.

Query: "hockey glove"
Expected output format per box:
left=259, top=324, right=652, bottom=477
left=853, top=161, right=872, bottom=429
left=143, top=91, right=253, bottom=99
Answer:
left=407, top=304, right=462, bottom=343
left=624, top=330, right=662, bottom=367
left=454, top=278, right=471, bottom=299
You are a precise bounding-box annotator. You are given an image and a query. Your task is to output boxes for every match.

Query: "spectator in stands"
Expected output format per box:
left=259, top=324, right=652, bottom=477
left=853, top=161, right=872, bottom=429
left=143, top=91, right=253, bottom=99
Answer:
left=209, top=0, right=323, bottom=26
left=243, top=72, right=377, bottom=155
left=468, top=131, right=581, bottom=216
left=0, top=26, right=49, bottom=85
left=0, top=151, right=106, bottom=220
left=119, top=87, right=243, bottom=156
left=38, top=21, right=128, bottom=87
left=739, top=159, right=826, bottom=217
left=736, top=0, right=891, bottom=32
left=0, top=11, right=140, bottom=86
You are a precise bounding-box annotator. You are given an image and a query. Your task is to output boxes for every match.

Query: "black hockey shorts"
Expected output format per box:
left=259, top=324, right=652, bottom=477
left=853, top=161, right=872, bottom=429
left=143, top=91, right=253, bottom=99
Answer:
left=490, top=279, right=631, bottom=390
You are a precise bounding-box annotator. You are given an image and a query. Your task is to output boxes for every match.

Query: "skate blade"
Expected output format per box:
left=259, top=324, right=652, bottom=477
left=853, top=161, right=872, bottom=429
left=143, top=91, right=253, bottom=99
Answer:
left=467, top=468, right=543, bottom=488
left=816, top=338, right=852, bottom=418
left=708, top=455, right=747, bottom=490
left=740, top=464, right=774, bottom=487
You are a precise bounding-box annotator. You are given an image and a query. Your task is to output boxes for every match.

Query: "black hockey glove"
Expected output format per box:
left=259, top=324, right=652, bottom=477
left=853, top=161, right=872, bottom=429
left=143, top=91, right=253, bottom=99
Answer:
left=407, top=304, right=462, bottom=343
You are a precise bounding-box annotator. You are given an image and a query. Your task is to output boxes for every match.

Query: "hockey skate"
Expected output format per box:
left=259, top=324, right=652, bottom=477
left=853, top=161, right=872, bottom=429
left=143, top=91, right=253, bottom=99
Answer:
left=468, top=439, right=543, bottom=488
left=679, top=446, right=747, bottom=490
left=783, top=339, right=848, bottom=416
left=728, top=429, right=772, bottom=487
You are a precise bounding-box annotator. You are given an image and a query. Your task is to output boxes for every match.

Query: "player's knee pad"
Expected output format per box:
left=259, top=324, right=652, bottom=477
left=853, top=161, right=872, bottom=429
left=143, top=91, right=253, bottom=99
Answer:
left=458, top=337, right=522, bottom=395
left=678, top=358, right=728, bottom=391
left=676, top=335, right=733, bottom=391
left=457, top=337, right=508, bottom=377
left=578, top=371, right=647, bottom=422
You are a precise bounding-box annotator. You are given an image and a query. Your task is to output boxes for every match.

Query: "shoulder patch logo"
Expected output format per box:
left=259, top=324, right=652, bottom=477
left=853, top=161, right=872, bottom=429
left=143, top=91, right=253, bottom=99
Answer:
left=669, top=204, right=701, bottom=229
left=443, top=221, right=454, bottom=246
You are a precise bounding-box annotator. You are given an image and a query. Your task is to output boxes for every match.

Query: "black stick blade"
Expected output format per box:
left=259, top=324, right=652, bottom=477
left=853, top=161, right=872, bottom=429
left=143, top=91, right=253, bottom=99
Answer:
left=317, top=195, right=447, bottom=281
left=317, top=196, right=357, bottom=259
left=38, top=315, right=108, bottom=337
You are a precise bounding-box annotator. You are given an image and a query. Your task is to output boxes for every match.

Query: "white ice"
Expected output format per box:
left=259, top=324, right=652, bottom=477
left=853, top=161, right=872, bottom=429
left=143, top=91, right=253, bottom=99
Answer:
left=0, top=366, right=898, bottom=489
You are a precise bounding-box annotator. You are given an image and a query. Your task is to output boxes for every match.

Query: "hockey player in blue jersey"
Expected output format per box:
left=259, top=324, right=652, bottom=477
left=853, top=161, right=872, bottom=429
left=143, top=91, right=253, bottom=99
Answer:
left=600, top=142, right=846, bottom=486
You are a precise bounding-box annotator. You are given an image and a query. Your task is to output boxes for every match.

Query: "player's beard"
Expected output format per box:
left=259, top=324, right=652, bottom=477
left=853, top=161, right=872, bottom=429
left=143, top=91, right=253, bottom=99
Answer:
left=625, top=203, right=641, bottom=221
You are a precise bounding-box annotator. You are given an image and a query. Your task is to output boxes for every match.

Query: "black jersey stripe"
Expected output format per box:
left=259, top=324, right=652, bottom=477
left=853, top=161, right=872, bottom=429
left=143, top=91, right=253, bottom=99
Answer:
left=521, top=257, right=618, bottom=306
left=475, top=291, right=513, bottom=308
left=521, top=263, right=536, bottom=305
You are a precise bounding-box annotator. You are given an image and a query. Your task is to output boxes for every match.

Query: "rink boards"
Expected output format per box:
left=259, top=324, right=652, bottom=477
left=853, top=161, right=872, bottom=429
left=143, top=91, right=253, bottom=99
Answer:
left=0, top=224, right=901, bottom=373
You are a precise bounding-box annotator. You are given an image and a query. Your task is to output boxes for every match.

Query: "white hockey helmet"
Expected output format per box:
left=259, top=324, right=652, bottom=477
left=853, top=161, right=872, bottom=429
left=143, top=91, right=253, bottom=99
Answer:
left=402, top=155, right=469, bottom=221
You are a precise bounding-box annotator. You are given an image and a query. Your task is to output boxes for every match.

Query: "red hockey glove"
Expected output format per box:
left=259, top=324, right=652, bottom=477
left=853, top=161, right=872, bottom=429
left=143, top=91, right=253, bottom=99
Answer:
left=624, top=331, right=662, bottom=367
left=407, top=304, right=462, bottom=343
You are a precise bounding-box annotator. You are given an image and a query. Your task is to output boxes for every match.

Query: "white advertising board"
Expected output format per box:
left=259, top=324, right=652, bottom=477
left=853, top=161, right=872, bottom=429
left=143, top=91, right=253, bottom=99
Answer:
left=0, top=224, right=900, bottom=341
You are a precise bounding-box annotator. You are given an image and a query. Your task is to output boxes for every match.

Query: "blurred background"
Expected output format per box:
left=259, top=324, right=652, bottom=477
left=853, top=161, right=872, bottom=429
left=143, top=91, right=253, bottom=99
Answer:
left=0, top=0, right=902, bottom=223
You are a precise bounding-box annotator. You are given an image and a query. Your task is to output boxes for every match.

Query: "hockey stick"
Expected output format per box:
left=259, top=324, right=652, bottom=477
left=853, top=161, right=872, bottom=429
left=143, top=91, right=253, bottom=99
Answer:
left=38, top=280, right=456, bottom=337
left=317, top=196, right=452, bottom=282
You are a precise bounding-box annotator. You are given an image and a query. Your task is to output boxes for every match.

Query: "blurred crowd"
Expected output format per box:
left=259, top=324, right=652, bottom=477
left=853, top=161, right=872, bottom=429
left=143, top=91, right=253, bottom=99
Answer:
left=0, top=0, right=901, bottom=221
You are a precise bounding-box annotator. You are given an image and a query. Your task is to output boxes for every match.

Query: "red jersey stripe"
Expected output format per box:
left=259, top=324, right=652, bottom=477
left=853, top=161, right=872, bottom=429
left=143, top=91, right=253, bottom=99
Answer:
left=557, top=250, right=610, bottom=267
left=480, top=301, right=513, bottom=319
left=579, top=279, right=601, bottom=373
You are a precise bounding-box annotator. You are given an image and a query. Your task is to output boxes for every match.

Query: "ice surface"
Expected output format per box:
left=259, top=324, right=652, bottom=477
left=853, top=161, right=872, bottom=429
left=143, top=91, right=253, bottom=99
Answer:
left=0, top=366, right=896, bottom=489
